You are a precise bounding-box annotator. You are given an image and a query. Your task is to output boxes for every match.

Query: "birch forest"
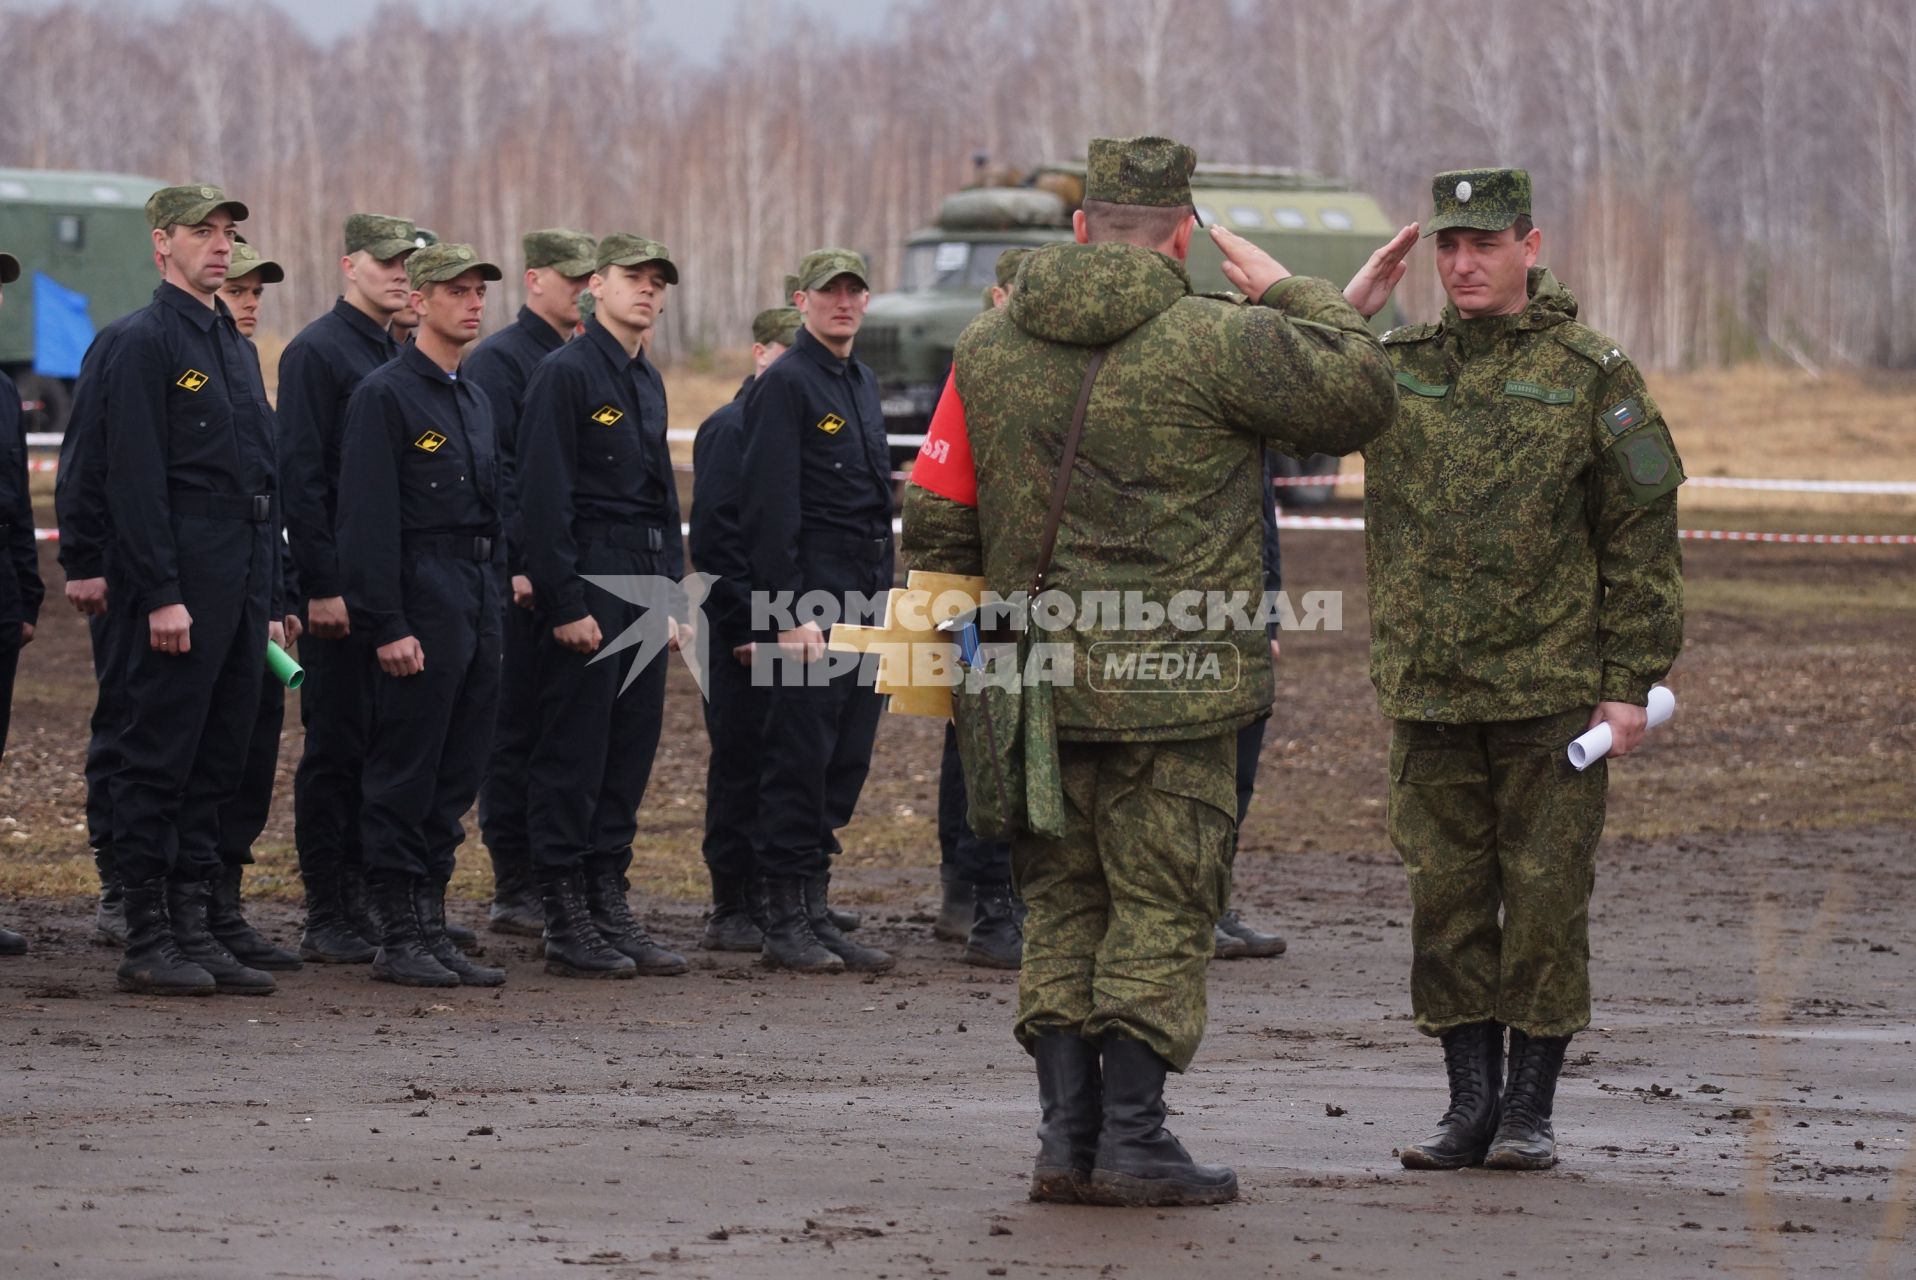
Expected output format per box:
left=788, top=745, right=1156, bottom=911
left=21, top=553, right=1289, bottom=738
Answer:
left=1, top=0, right=1911, bottom=368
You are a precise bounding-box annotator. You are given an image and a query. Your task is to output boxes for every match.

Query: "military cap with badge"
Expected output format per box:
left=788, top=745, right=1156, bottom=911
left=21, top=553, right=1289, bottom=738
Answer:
left=753, top=306, right=802, bottom=348
left=1423, top=167, right=1531, bottom=236
left=524, top=228, right=599, bottom=278
left=596, top=233, right=679, bottom=283
left=145, top=183, right=249, bottom=230
left=406, top=243, right=503, bottom=288
left=226, top=236, right=285, bottom=284
left=1085, top=134, right=1197, bottom=208
left=344, top=212, right=424, bottom=259
left=793, top=248, right=869, bottom=293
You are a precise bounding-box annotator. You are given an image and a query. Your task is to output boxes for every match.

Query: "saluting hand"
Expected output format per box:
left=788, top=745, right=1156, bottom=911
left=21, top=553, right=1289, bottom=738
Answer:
left=149, top=603, right=192, bottom=655
left=377, top=635, right=425, bottom=677
left=1212, top=225, right=1292, bottom=299
left=554, top=615, right=602, bottom=655
left=1344, top=223, right=1419, bottom=320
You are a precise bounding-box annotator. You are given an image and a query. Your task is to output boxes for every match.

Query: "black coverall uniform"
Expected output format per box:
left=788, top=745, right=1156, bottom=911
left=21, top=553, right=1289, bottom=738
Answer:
left=278, top=298, right=399, bottom=888
left=739, top=326, right=893, bottom=881
left=518, top=317, right=682, bottom=876
left=101, top=284, right=277, bottom=887
left=336, top=342, right=504, bottom=884
left=0, top=367, right=45, bottom=756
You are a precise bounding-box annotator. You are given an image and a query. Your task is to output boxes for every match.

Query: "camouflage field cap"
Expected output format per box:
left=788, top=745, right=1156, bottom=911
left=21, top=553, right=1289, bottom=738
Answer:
left=782, top=273, right=801, bottom=302
left=752, top=306, right=801, bottom=347
left=994, top=246, right=1034, bottom=289
left=227, top=238, right=285, bottom=284
left=794, top=248, right=868, bottom=293
left=146, top=183, right=249, bottom=230
left=1423, top=168, right=1531, bottom=237
left=405, top=242, right=503, bottom=288
left=0, top=252, right=18, bottom=285
left=524, top=228, right=598, bottom=277
left=344, top=213, right=422, bottom=259
left=1085, top=136, right=1197, bottom=207
left=596, top=233, right=679, bottom=284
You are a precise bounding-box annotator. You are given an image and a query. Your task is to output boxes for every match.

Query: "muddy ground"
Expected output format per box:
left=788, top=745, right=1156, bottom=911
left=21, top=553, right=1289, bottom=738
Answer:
left=2, top=481, right=1914, bottom=1275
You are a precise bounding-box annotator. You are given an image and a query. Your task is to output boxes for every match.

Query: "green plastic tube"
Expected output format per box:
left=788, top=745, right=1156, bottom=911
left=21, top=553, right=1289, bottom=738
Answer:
left=267, top=641, right=305, bottom=689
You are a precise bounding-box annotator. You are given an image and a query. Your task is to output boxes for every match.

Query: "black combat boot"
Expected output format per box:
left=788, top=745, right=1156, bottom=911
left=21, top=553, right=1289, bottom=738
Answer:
left=759, top=875, right=844, bottom=973
left=116, top=877, right=215, bottom=996
left=208, top=866, right=302, bottom=971
left=699, top=873, right=765, bottom=952
left=1484, top=1029, right=1570, bottom=1171
left=340, top=865, right=381, bottom=941
left=1087, top=1036, right=1239, bottom=1207
left=487, top=854, right=545, bottom=937
left=0, top=923, right=25, bottom=955
left=539, top=868, right=636, bottom=979
left=1400, top=1021, right=1504, bottom=1170
left=368, top=876, right=459, bottom=988
left=1215, top=909, right=1287, bottom=958
left=416, top=879, right=505, bottom=986
left=167, top=877, right=275, bottom=995
left=807, top=873, right=893, bottom=972
left=299, top=872, right=376, bottom=964
left=964, top=880, right=1023, bottom=970
left=93, top=848, right=127, bottom=947
left=934, top=867, right=974, bottom=943
left=1029, top=1034, right=1102, bottom=1203
left=585, top=860, right=687, bottom=975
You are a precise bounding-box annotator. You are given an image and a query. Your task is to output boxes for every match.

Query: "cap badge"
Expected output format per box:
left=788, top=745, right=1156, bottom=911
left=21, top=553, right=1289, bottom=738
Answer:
left=200, top=186, right=216, bottom=199
left=456, top=247, right=472, bottom=260
left=1456, top=180, right=1473, bottom=203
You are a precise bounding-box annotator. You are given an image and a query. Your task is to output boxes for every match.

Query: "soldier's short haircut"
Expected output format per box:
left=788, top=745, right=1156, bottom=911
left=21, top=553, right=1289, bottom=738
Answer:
left=1511, top=215, right=1535, bottom=239
left=1081, top=199, right=1191, bottom=249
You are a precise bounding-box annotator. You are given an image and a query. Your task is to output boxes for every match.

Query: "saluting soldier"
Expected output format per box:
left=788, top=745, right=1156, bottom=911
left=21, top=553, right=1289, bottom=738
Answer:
left=688, top=301, right=799, bottom=953
left=278, top=212, right=424, bottom=964
left=739, top=249, right=896, bottom=976
left=102, top=184, right=282, bottom=996
left=1343, top=169, right=1684, bottom=1172
left=0, top=249, right=44, bottom=959
left=517, top=234, right=687, bottom=980
left=468, top=227, right=598, bottom=938
left=336, top=242, right=509, bottom=989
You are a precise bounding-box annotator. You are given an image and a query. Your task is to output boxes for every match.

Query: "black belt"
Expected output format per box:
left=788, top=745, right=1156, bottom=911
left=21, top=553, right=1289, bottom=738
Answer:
left=404, top=532, right=496, bottom=561
left=576, top=522, right=667, bottom=552
left=799, top=530, right=893, bottom=563
left=171, top=492, right=273, bottom=523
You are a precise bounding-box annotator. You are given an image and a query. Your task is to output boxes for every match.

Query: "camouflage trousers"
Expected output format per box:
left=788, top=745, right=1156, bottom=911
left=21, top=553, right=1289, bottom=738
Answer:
left=1011, top=732, right=1237, bottom=1072
left=1388, top=707, right=1606, bottom=1039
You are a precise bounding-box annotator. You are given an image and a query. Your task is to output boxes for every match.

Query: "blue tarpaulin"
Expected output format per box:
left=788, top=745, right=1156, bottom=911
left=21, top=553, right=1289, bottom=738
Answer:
left=33, top=272, right=93, bottom=379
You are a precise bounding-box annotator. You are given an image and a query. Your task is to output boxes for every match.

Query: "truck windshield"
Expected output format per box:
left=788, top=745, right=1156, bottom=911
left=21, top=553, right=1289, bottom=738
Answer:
left=899, top=241, right=1022, bottom=291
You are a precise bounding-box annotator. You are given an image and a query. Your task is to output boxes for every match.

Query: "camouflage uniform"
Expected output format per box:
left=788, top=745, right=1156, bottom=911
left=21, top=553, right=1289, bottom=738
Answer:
left=1368, top=168, right=1685, bottom=1039
left=906, top=137, right=1396, bottom=1070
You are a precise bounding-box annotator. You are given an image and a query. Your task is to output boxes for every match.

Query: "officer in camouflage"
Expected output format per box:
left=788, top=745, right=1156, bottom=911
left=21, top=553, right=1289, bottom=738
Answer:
left=904, top=135, right=1396, bottom=1206
left=1343, top=168, right=1684, bottom=1172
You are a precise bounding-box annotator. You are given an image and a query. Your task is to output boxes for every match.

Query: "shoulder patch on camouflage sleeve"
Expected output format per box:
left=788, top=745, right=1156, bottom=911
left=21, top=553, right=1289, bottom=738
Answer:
left=1381, top=322, right=1439, bottom=346
left=1552, top=322, right=1628, bottom=373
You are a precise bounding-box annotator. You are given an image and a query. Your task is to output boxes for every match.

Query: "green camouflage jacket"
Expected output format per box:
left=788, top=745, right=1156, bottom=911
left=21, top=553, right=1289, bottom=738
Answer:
left=902, top=241, right=1396, bottom=741
left=1366, top=267, right=1684, bottom=722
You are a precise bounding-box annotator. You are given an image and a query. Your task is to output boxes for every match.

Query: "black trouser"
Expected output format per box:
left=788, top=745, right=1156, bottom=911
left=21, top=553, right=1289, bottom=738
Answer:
left=477, top=598, right=539, bottom=877
left=216, top=666, right=284, bottom=867
left=700, top=638, right=769, bottom=880
left=360, top=552, right=503, bottom=882
left=0, top=631, right=17, bottom=757
left=937, top=721, right=1011, bottom=883
left=83, top=605, right=134, bottom=876
left=526, top=540, right=669, bottom=876
left=107, top=517, right=272, bottom=885
left=1234, top=714, right=1268, bottom=850
left=293, top=630, right=372, bottom=884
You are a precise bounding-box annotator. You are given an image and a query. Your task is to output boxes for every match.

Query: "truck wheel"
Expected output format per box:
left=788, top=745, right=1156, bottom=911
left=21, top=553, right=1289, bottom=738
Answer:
left=14, top=373, right=72, bottom=437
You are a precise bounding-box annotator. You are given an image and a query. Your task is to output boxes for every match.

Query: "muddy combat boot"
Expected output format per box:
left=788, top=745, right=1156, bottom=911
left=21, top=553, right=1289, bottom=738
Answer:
left=539, top=868, right=636, bottom=979
left=934, top=868, right=975, bottom=943
left=368, top=876, right=459, bottom=988
left=416, top=880, right=505, bottom=987
left=0, top=924, right=25, bottom=956
left=964, top=881, right=1023, bottom=970
left=93, top=851, right=127, bottom=948
left=1212, top=922, right=1249, bottom=960
left=1215, top=909, right=1287, bottom=958
left=1484, top=1029, right=1570, bottom=1171
left=1029, top=1034, right=1102, bottom=1203
left=585, top=861, right=687, bottom=976
left=167, top=877, right=275, bottom=995
left=486, top=855, right=545, bottom=938
left=115, top=878, right=215, bottom=996
left=699, top=873, right=765, bottom=953
left=759, top=876, right=844, bottom=973
left=807, top=873, right=893, bottom=973
left=1400, top=1021, right=1505, bottom=1170
left=299, top=872, right=376, bottom=964
left=1087, top=1036, right=1238, bottom=1207
left=340, top=866, right=382, bottom=943
left=208, top=866, right=302, bottom=972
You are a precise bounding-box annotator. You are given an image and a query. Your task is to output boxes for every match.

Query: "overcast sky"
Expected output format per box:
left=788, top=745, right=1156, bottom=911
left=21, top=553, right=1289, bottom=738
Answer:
left=13, top=0, right=903, bottom=61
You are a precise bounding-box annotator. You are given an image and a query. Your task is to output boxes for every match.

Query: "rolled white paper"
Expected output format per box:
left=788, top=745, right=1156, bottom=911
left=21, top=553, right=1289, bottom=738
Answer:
left=1567, top=684, right=1676, bottom=771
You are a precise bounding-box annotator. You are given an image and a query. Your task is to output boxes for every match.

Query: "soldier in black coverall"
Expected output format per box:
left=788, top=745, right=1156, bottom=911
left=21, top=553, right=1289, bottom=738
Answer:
left=517, top=234, right=688, bottom=980
left=336, top=243, right=509, bottom=989
left=0, top=249, right=44, bottom=960
left=101, top=185, right=279, bottom=997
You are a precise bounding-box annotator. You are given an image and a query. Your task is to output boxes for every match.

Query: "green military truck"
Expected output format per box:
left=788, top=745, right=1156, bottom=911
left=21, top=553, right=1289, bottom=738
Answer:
left=861, top=161, right=1398, bottom=504
left=1, top=167, right=168, bottom=434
